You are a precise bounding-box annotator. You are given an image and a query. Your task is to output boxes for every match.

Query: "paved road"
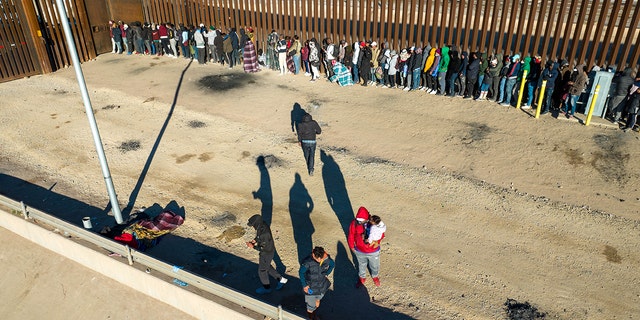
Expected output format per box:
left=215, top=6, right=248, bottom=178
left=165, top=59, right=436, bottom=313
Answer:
left=0, top=227, right=197, bottom=320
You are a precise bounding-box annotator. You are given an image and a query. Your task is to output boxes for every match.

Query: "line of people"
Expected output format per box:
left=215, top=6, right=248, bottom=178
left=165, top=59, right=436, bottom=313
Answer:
left=271, top=36, right=639, bottom=131
left=108, top=20, right=261, bottom=72
left=108, top=21, right=640, bottom=131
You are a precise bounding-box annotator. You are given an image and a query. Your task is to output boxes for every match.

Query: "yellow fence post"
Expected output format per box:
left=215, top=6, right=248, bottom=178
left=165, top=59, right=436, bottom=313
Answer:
left=516, top=70, right=528, bottom=109
left=535, top=80, right=547, bottom=119
left=585, top=84, right=600, bottom=126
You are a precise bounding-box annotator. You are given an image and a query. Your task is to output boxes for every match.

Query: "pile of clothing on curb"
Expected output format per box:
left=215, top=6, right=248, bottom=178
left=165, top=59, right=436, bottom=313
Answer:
left=101, top=209, right=184, bottom=251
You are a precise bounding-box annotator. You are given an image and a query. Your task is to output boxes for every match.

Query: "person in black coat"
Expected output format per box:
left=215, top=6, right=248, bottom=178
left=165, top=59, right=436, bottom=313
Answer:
left=296, top=112, right=322, bottom=176
left=447, top=50, right=461, bottom=96
left=465, top=52, right=480, bottom=99
left=246, top=214, right=288, bottom=294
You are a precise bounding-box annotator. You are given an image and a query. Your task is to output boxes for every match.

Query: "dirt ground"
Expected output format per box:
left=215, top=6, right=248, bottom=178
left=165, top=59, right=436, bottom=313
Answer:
left=1, top=53, right=639, bottom=319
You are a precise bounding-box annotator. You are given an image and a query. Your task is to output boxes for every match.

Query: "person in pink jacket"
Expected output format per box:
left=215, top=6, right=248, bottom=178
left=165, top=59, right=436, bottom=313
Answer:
left=348, top=206, right=385, bottom=287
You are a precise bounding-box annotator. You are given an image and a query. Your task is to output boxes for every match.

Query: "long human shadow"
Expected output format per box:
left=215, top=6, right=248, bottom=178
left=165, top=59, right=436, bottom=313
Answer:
left=288, top=172, right=315, bottom=264
left=252, top=155, right=286, bottom=273
left=320, top=149, right=354, bottom=238
left=124, top=59, right=194, bottom=217
left=290, top=102, right=306, bottom=133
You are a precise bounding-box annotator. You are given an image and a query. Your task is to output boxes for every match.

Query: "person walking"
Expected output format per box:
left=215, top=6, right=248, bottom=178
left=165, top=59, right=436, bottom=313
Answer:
left=296, top=112, right=322, bottom=176
left=246, top=214, right=288, bottom=294
left=299, top=246, right=335, bottom=320
left=348, top=206, right=384, bottom=288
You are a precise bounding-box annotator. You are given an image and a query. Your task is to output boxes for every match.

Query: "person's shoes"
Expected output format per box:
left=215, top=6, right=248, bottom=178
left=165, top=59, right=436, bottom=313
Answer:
left=276, top=277, right=288, bottom=290
left=501, top=103, right=511, bottom=107
left=355, top=277, right=366, bottom=288
left=521, top=104, right=531, bottom=109
left=540, top=111, right=549, bottom=115
left=372, top=277, right=381, bottom=287
left=403, top=87, right=410, bottom=91
left=309, top=169, right=314, bottom=176
left=256, top=287, right=272, bottom=294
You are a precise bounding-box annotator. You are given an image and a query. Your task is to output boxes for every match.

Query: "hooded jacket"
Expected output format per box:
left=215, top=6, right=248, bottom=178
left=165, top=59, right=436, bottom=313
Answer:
left=613, top=67, right=635, bottom=96
left=517, top=56, right=531, bottom=82
left=491, top=53, right=503, bottom=78
left=569, top=64, right=589, bottom=95
left=460, top=52, right=469, bottom=76
left=467, top=55, right=480, bottom=80
left=439, top=46, right=450, bottom=73
left=540, top=62, right=559, bottom=89
left=423, top=48, right=437, bottom=73
left=479, top=53, right=488, bottom=74
left=348, top=207, right=383, bottom=254
left=447, top=50, right=461, bottom=77
left=296, top=113, right=321, bottom=141
left=247, top=214, right=275, bottom=253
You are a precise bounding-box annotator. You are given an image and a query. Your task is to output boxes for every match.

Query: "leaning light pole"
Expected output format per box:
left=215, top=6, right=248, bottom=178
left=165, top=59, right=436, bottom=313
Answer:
left=55, top=0, right=123, bottom=224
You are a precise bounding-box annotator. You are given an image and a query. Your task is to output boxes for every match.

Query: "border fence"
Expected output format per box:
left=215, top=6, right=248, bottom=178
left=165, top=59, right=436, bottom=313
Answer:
left=141, top=0, right=640, bottom=69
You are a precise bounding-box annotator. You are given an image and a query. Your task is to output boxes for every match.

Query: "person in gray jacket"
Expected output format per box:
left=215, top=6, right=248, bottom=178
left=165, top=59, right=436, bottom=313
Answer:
left=609, top=67, right=635, bottom=124
left=296, top=113, right=322, bottom=176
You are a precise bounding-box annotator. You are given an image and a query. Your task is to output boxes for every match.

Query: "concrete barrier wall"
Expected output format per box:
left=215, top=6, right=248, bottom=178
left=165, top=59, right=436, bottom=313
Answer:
left=0, top=209, right=253, bottom=320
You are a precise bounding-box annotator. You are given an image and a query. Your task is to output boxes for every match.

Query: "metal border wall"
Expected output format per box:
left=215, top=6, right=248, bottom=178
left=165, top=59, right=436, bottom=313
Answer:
left=0, top=194, right=303, bottom=320
left=141, top=0, right=640, bottom=69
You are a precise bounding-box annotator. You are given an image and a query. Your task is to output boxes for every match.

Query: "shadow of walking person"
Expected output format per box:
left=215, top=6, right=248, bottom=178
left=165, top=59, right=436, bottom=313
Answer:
left=290, top=102, right=306, bottom=133
left=288, top=173, right=315, bottom=264
left=252, top=155, right=286, bottom=273
left=320, top=149, right=354, bottom=237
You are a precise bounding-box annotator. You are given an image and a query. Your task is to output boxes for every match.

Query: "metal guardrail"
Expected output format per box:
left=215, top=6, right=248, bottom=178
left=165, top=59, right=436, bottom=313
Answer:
left=0, top=195, right=302, bottom=320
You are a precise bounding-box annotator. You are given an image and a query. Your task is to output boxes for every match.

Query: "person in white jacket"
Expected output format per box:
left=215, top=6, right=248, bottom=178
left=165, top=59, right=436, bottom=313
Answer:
left=365, top=215, right=386, bottom=248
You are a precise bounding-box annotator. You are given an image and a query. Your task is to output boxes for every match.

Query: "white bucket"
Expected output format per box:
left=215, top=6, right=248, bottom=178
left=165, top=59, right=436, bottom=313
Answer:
left=82, top=217, right=93, bottom=229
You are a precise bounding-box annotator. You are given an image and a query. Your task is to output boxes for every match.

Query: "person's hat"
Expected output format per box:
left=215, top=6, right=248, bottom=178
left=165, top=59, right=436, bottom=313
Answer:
left=410, top=46, right=415, bottom=51
left=199, top=23, right=204, bottom=27
left=360, top=41, right=366, bottom=47
left=371, top=41, right=377, bottom=47
left=512, top=54, right=520, bottom=61
left=356, top=218, right=367, bottom=222
left=209, top=25, right=214, bottom=30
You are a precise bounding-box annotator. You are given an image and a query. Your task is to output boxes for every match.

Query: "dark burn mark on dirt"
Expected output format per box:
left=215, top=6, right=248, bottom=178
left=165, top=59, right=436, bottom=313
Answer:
left=603, top=245, right=622, bottom=263
left=462, top=122, right=492, bottom=145
left=591, top=134, right=630, bottom=185
left=361, top=156, right=390, bottom=164
left=277, top=84, right=298, bottom=92
left=324, top=146, right=350, bottom=154
left=143, top=97, right=156, bottom=103
left=563, top=149, right=585, bottom=165
left=188, top=120, right=207, bottom=128
left=175, top=154, right=196, bottom=164
left=199, top=73, right=252, bottom=91
left=102, top=104, right=120, bottom=110
left=118, top=140, right=141, bottom=153
left=210, top=211, right=237, bottom=226
left=53, top=88, right=68, bottom=94
left=257, top=154, right=285, bottom=168
left=504, top=299, right=546, bottom=319
left=198, top=153, right=212, bottom=162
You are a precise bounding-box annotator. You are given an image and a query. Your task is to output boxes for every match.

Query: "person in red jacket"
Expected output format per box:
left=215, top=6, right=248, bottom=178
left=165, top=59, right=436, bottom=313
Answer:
left=348, top=206, right=384, bottom=287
